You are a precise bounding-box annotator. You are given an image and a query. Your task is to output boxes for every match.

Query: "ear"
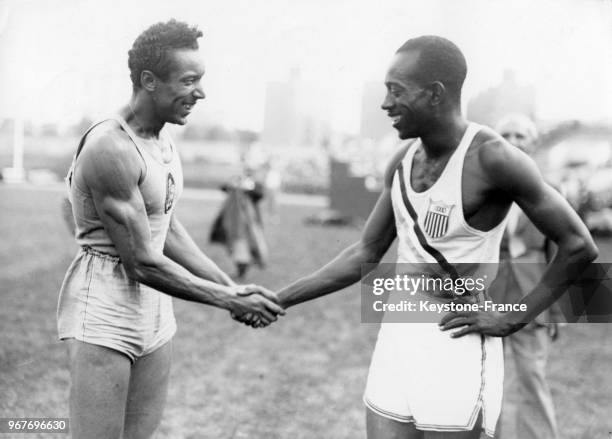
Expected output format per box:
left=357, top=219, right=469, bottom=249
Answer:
left=428, top=81, right=446, bottom=105
left=140, top=70, right=157, bottom=92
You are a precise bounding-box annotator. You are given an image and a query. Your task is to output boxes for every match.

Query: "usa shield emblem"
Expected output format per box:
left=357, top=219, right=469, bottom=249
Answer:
left=164, top=173, right=176, bottom=214
left=423, top=199, right=453, bottom=239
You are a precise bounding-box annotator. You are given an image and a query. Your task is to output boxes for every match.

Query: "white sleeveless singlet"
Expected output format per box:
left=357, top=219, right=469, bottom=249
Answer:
left=364, top=123, right=506, bottom=437
left=57, top=115, right=183, bottom=362
left=67, top=115, right=183, bottom=255
left=391, top=122, right=507, bottom=266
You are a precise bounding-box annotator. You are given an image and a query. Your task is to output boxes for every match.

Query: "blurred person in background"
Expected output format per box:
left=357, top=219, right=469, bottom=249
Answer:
left=263, top=156, right=282, bottom=223
left=210, top=167, right=268, bottom=279
left=58, top=20, right=282, bottom=439
left=490, top=113, right=564, bottom=439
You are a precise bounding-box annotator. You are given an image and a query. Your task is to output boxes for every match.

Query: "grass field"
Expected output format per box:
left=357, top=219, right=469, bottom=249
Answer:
left=0, top=184, right=611, bottom=439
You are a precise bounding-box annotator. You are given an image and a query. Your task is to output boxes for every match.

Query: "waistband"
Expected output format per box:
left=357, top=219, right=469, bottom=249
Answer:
left=80, top=245, right=121, bottom=262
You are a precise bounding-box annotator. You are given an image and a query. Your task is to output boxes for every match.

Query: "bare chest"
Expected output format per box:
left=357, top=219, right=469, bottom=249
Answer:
left=409, top=149, right=452, bottom=193
left=138, top=137, right=174, bottom=164
left=408, top=147, right=508, bottom=230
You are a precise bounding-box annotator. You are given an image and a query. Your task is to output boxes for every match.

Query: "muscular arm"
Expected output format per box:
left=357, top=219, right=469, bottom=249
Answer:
left=77, top=130, right=282, bottom=320
left=442, top=139, right=598, bottom=336
left=277, top=146, right=409, bottom=309
left=164, top=215, right=235, bottom=287
left=488, top=141, right=597, bottom=323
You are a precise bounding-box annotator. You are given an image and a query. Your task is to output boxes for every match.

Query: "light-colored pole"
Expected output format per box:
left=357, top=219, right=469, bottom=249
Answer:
left=12, top=116, right=23, bottom=170
left=1, top=0, right=25, bottom=183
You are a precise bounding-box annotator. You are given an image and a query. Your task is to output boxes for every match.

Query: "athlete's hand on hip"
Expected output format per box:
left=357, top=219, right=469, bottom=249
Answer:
left=439, top=310, right=518, bottom=338
left=228, top=284, right=285, bottom=328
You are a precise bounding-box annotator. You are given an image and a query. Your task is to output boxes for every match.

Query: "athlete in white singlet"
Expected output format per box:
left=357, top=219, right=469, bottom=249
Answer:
left=235, top=36, right=597, bottom=438
left=60, top=115, right=185, bottom=363
left=362, top=122, right=506, bottom=437
left=58, top=20, right=284, bottom=439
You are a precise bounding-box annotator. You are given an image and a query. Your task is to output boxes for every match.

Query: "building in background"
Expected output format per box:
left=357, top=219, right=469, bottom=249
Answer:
left=467, top=69, right=536, bottom=127
left=360, top=81, right=393, bottom=142
left=261, top=68, right=331, bottom=149
left=327, top=82, right=398, bottom=220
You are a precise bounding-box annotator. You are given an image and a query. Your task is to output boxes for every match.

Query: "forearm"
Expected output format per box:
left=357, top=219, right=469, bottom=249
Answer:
left=504, top=238, right=597, bottom=326
left=131, top=253, right=236, bottom=310
left=278, top=242, right=379, bottom=308
left=166, top=242, right=235, bottom=286
left=164, top=219, right=236, bottom=286
left=278, top=183, right=397, bottom=309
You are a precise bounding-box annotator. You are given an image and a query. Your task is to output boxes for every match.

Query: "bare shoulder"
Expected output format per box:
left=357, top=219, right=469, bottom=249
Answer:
left=468, top=126, right=512, bottom=166
left=76, top=120, right=143, bottom=191
left=79, top=120, right=134, bottom=162
left=468, top=124, right=542, bottom=194
left=383, top=140, right=415, bottom=187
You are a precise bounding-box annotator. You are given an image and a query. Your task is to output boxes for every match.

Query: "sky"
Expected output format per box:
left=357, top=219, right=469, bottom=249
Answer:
left=0, top=0, right=611, bottom=133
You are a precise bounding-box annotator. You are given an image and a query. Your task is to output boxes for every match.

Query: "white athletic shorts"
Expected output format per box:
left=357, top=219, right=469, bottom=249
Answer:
left=363, top=321, right=503, bottom=437
left=57, top=246, right=177, bottom=363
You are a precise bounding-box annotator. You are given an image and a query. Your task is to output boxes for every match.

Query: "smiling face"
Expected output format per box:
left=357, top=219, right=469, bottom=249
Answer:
left=151, top=48, right=206, bottom=125
left=381, top=50, right=431, bottom=139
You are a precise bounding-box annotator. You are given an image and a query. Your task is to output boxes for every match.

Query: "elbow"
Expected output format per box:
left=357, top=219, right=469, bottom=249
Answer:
left=123, top=262, right=144, bottom=283
left=571, top=237, right=598, bottom=265
left=126, top=253, right=161, bottom=283
left=583, top=241, right=599, bottom=263
left=352, top=243, right=384, bottom=265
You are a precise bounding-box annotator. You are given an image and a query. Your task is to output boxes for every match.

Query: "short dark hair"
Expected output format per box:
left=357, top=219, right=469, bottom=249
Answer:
left=128, top=19, right=203, bottom=89
left=396, top=35, right=467, bottom=100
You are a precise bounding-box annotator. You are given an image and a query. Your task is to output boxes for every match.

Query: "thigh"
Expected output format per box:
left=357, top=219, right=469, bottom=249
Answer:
left=424, top=430, right=482, bottom=439
left=366, top=407, right=423, bottom=439
left=124, top=340, right=173, bottom=439
left=67, top=339, right=132, bottom=439
left=424, top=411, right=483, bottom=439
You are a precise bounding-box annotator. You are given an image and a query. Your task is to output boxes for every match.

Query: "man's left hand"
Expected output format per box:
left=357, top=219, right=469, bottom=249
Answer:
left=439, top=310, right=520, bottom=338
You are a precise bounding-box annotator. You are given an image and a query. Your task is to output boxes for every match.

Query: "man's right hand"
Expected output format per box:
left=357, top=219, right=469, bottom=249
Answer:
left=227, top=285, right=285, bottom=327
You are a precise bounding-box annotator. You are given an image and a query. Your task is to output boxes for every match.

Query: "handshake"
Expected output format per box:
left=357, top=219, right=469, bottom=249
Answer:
left=227, top=284, right=286, bottom=328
